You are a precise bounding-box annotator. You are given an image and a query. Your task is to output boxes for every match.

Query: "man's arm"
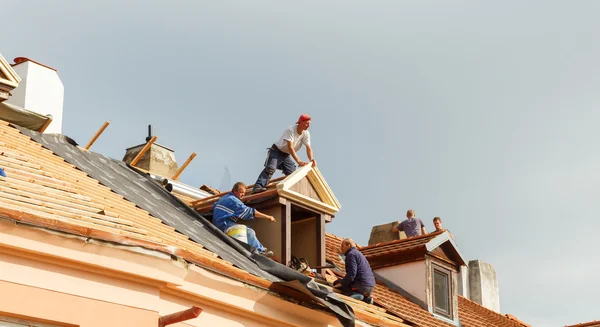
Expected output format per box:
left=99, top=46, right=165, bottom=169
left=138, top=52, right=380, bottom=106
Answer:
left=420, top=219, right=427, bottom=235
left=286, top=140, right=308, bottom=167
left=339, top=253, right=358, bottom=287
left=254, top=210, right=276, bottom=222
left=392, top=223, right=400, bottom=233
left=305, top=144, right=317, bottom=166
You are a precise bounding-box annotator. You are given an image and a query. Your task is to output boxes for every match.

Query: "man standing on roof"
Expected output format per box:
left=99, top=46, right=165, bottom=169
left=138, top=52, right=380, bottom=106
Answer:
left=392, top=209, right=426, bottom=238
left=333, top=238, right=376, bottom=305
left=252, top=114, right=316, bottom=193
left=212, top=182, right=276, bottom=258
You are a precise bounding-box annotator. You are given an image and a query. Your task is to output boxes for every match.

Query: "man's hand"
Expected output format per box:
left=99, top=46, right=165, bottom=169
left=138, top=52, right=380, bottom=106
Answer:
left=298, top=161, right=309, bottom=167
left=267, top=215, right=276, bottom=223
left=311, top=159, right=317, bottom=167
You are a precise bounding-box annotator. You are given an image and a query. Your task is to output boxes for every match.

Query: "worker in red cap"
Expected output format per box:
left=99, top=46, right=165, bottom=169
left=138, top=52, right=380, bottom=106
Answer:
left=252, top=114, right=317, bottom=193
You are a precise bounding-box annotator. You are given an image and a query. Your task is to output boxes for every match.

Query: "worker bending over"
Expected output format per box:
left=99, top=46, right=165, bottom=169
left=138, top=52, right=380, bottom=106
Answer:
left=333, top=238, right=376, bottom=304
left=252, top=114, right=316, bottom=193
left=212, top=182, right=276, bottom=258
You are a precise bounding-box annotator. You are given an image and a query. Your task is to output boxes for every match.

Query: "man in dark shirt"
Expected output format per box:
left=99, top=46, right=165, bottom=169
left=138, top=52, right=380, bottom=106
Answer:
left=333, top=238, right=376, bottom=304
left=392, top=209, right=426, bottom=238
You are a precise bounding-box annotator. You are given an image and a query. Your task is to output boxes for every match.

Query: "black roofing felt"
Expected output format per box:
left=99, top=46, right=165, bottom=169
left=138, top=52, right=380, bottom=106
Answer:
left=17, top=126, right=276, bottom=281
left=17, top=126, right=355, bottom=327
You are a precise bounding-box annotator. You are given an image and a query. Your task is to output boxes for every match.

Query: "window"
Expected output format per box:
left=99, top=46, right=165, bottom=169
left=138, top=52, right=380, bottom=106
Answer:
left=432, top=265, right=452, bottom=319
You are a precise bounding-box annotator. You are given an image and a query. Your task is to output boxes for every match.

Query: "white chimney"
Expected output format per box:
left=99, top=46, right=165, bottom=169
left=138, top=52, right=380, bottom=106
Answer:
left=468, top=260, right=500, bottom=312
left=6, top=57, right=64, bottom=134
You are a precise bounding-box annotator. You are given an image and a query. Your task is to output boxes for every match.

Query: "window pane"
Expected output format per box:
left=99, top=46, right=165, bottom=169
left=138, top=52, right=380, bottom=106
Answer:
left=433, top=269, right=449, bottom=313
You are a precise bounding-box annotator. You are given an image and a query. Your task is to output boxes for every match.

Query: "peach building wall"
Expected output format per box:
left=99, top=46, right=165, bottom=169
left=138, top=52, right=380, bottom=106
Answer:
left=0, top=219, right=359, bottom=327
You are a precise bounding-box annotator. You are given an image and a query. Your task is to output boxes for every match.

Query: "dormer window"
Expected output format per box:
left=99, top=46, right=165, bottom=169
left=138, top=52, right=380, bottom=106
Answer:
left=432, top=264, right=453, bottom=319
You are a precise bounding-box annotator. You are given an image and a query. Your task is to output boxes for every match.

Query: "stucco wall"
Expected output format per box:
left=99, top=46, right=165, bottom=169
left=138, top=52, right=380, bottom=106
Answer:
left=0, top=219, right=351, bottom=327
left=376, top=261, right=427, bottom=303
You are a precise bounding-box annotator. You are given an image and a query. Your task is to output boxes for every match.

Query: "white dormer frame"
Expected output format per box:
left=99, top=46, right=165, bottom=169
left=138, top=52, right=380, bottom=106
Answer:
left=276, top=165, right=341, bottom=216
left=0, top=53, right=21, bottom=89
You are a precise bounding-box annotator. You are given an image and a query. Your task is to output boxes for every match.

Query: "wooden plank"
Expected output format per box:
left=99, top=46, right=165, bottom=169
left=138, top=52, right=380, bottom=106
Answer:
left=0, top=124, right=222, bottom=259
left=0, top=194, right=146, bottom=234
left=172, top=152, right=196, bottom=180
left=317, top=213, right=326, bottom=269
left=130, top=136, right=157, bottom=166
left=84, top=121, right=110, bottom=150
left=290, top=177, right=321, bottom=201
left=281, top=202, right=291, bottom=266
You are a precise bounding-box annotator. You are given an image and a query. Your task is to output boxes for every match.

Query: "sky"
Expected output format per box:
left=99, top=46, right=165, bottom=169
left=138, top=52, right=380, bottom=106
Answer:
left=4, top=1, right=600, bottom=326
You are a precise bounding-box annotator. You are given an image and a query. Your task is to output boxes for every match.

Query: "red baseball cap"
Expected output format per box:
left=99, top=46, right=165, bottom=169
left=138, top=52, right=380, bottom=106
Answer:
left=297, top=114, right=311, bottom=124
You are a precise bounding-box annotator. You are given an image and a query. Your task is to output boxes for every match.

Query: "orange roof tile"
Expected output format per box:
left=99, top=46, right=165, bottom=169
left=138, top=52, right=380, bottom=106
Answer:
left=327, top=232, right=531, bottom=327
left=458, top=296, right=528, bottom=327
left=326, top=233, right=455, bottom=327
left=565, top=321, right=600, bottom=327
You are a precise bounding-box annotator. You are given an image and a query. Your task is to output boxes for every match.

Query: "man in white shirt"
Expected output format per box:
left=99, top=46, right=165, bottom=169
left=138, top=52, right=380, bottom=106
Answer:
left=252, top=114, right=317, bottom=193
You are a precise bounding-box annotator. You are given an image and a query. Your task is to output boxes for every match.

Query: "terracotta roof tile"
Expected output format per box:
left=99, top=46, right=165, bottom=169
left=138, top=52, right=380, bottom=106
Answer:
left=326, top=232, right=455, bottom=327
left=327, top=232, right=531, bottom=327
left=565, top=321, right=600, bottom=327
left=458, top=296, right=528, bottom=327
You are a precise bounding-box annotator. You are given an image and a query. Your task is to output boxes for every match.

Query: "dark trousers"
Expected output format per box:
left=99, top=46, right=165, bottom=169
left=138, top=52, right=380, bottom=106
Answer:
left=254, top=145, right=296, bottom=189
left=339, top=283, right=374, bottom=302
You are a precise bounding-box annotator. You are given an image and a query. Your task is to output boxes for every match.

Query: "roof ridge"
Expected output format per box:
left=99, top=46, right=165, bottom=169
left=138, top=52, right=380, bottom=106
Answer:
left=565, top=321, right=600, bottom=327
left=359, top=230, right=445, bottom=250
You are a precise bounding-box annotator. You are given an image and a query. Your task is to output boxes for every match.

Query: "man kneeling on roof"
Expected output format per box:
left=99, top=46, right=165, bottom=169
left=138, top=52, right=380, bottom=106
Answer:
left=212, top=182, right=276, bottom=258
left=333, top=238, right=376, bottom=305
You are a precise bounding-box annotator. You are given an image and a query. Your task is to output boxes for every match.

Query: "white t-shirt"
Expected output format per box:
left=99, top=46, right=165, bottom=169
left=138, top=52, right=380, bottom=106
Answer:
left=274, top=125, right=311, bottom=154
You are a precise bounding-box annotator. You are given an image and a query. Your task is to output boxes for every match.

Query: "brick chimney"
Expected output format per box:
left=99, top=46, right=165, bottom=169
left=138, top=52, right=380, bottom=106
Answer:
left=6, top=57, right=64, bottom=133
left=122, top=125, right=180, bottom=178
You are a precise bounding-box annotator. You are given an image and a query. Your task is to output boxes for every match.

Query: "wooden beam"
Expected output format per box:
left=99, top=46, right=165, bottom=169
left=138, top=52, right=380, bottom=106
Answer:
left=281, top=202, right=291, bottom=266
left=38, top=117, right=53, bottom=133
left=84, top=121, right=110, bottom=150
left=130, top=136, right=157, bottom=166
left=317, top=213, right=327, bottom=270
left=172, top=152, right=196, bottom=180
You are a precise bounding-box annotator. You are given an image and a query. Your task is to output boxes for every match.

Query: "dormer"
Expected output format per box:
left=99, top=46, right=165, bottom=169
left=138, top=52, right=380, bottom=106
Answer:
left=360, top=231, right=466, bottom=325
left=193, top=165, right=341, bottom=267
left=0, top=53, right=20, bottom=101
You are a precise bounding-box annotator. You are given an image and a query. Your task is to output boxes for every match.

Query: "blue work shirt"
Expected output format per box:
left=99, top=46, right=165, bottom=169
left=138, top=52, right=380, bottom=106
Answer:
left=212, top=193, right=256, bottom=232
left=0, top=167, right=5, bottom=177
left=341, top=247, right=376, bottom=289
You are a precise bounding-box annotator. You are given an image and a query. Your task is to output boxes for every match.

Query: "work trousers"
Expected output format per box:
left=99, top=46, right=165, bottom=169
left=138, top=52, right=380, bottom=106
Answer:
left=339, top=284, right=375, bottom=302
left=254, top=145, right=296, bottom=189
left=246, top=227, right=266, bottom=252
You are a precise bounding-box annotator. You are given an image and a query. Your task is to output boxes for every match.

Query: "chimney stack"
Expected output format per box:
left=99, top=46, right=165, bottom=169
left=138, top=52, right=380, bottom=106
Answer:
left=123, top=126, right=180, bottom=177
left=468, top=260, right=500, bottom=312
left=6, top=57, right=64, bottom=133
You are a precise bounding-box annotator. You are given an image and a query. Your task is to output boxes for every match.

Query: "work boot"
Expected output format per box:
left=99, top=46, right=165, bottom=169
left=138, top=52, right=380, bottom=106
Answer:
left=253, top=186, right=267, bottom=193
left=259, top=249, right=274, bottom=258
left=363, top=296, right=374, bottom=305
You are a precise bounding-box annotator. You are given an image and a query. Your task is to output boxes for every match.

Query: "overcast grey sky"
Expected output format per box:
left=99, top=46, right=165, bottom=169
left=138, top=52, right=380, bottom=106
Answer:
left=5, top=1, right=600, bottom=325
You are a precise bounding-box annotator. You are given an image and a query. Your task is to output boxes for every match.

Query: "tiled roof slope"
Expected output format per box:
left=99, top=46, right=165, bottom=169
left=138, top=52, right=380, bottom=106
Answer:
left=326, top=233, right=455, bottom=327
left=565, top=321, right=600, bottom=327
left=327, top=233, right=531, bottom=327
left=360, top=231, right=443, bottom=257
left=0, top=121, right=407, bottom=327
left=458, top=296, right=529, bottom=327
